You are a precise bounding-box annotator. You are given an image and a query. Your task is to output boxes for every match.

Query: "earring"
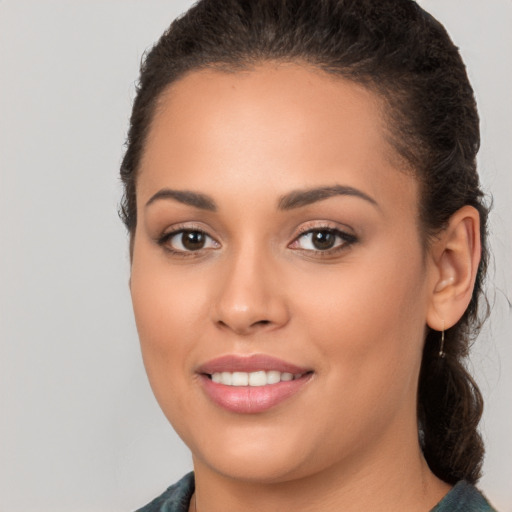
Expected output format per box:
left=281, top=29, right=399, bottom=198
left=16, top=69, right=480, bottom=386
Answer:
left=438, top=322, right=446, bottom=358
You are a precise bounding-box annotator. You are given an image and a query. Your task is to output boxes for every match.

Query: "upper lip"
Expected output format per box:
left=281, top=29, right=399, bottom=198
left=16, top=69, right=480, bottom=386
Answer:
left=197, top=354, right=312, bottom=375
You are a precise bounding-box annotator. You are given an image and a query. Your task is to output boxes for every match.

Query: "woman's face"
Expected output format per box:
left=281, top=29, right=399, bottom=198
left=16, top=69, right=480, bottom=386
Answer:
left=130, top=64, right=434, bottom=483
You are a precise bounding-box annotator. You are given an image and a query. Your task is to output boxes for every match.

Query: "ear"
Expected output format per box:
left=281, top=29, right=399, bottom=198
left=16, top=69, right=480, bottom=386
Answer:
left=426, top=205, right=481, bottom=331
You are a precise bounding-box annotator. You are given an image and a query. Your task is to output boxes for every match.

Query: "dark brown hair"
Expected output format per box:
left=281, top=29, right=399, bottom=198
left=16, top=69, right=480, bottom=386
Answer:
left=120, top=0, right=489, bottom=484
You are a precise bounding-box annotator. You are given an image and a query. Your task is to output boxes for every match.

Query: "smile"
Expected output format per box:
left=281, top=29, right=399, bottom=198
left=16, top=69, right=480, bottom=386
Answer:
left=197, top=354, right=313, bottom=413
left=210, top=370, right=305, bottom=386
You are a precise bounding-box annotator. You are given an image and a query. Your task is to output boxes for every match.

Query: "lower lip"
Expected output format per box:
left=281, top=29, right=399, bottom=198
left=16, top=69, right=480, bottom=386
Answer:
left=199, top=374, right=312, bottom=414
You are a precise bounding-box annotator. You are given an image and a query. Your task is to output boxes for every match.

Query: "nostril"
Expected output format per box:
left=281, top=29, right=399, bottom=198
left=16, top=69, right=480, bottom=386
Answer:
left=216, top=318, right=272, bottom=335
left=253, top=319, right=271, bottom=326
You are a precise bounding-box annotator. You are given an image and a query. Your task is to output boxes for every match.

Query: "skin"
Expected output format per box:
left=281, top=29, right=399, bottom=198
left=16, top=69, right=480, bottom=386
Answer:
left=130, top=63, right=480, bottom=512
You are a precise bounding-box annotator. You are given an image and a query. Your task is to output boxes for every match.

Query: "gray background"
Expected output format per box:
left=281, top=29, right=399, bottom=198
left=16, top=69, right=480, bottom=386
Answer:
left=0, top=1, right=510, bottom=510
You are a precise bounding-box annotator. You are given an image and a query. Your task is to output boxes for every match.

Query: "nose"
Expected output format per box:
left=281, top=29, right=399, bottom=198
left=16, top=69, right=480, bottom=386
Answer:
left=212, top=246, right=290, bottom=336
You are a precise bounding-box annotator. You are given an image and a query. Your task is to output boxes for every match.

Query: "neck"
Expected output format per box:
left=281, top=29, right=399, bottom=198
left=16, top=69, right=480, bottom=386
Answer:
left=191, top=422, right=450, bottom=512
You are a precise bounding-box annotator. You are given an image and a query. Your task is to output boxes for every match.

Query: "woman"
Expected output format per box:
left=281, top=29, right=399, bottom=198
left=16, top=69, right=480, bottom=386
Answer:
left=120, top=0, right=496, bottom=510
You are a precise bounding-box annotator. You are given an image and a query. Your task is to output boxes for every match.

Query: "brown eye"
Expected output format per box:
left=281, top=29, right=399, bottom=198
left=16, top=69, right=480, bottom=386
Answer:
left=181, top=230, right=206, bottom=250
left=310, top=230, right=336, bottom=250
left=292, top=228, right=356, bottom=253
left=161, top=229, right=219, bottom=253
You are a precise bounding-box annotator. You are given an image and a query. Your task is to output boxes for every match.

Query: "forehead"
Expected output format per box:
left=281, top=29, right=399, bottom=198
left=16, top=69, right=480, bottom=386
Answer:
left=138, top=63, right=417, bottom=215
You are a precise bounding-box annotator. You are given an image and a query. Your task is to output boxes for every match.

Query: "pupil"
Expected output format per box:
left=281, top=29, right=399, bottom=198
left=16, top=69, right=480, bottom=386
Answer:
left=312, top=230, right=335, bottom=250
left=182, top=231, right=205, bottom=250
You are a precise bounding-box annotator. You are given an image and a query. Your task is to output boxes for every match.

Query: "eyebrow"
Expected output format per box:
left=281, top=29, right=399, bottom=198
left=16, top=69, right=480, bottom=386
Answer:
left=145, top=184, right=378, bottom=212
left=145, top=189, right=217, bottom=211
left=278, top=185, right=379, bottom=210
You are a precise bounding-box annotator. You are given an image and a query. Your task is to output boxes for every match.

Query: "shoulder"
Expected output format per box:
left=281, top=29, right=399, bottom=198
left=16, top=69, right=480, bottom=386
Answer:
left=431, top=481, right=498, bottom=512
left=134, top=472, right=195, bottom=512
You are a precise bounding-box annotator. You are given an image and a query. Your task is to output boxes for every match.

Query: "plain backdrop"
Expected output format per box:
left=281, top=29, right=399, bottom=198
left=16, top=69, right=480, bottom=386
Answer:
left=0, top=1, right=510, bottom=511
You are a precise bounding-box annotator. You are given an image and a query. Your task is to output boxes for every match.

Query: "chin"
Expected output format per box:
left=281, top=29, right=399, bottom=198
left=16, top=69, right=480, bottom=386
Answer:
left=179, top=417, right=320, bottom=483
left=199, top=448, right=314, bottom=484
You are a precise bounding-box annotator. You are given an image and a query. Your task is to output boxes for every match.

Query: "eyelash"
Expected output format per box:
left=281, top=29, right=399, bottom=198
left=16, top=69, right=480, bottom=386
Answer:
left=157, top=224, right=219, bottom=258
left=156, top=224, right=357, bottom=258
left=290, top=226, right=357, bottom=256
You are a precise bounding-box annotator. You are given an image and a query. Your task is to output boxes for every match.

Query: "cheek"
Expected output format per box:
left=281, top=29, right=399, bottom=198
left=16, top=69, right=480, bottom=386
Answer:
left=129, top=243, right=205, bottom=387
left=293, top=245, right=428, bottom=406
left=130, top=267, right=206, bottom=437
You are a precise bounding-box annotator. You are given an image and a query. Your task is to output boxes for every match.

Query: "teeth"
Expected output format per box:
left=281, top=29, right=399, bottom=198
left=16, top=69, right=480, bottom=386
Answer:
left=248, top=371, right=266, bottom=386
left=221, top=371, right=233, bottom=385
left=210, top=370, right=304, bottom=386
left=231, top=372, right=249, bottom=386
left=267, top=370, right=281, bottom=384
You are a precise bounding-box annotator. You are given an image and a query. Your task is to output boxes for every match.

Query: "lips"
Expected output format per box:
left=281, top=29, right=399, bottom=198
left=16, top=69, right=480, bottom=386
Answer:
left=197, top=354, right=313, bottom=414
left=197, top=354, right=310, bottom=375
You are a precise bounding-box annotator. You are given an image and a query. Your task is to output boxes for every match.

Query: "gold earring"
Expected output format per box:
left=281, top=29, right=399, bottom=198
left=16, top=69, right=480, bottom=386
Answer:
left=438, top=322, right=446, bottom=358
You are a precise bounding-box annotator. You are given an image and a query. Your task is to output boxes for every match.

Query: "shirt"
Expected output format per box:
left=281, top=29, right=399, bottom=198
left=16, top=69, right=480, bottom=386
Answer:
left=135, top=472, right=497, bottom=512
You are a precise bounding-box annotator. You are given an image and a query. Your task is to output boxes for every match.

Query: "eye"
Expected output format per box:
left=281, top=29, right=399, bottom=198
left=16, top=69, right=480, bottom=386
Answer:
left=291, top=228, right=356, bottom=252
left=160, top=229, right=219, bottom=253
